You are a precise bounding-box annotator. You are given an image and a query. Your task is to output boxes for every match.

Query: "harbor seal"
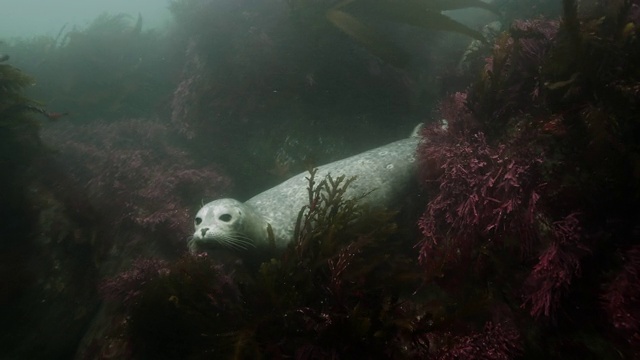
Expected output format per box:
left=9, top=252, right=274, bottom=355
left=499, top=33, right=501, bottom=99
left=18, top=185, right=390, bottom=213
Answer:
left=189, top=131, right=421, bottom=255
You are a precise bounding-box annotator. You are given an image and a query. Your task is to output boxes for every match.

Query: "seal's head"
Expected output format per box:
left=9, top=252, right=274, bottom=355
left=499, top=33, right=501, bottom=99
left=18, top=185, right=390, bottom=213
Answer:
left=189, top=198, right=269, bottom=254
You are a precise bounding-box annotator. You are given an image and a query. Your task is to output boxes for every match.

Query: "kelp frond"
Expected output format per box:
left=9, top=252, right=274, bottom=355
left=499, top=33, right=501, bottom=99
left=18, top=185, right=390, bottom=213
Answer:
left=289, top=0, right=501, bottom=66
left=431, top=0, right=501, bottom=14
left=326, top=9, right=409, bottom=67
left=355, top=0, right=494, bottom=41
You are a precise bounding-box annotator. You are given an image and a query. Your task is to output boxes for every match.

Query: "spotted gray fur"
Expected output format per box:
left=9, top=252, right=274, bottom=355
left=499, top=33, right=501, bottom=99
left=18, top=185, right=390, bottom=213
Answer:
left=189, top=134, right=420, bottom=254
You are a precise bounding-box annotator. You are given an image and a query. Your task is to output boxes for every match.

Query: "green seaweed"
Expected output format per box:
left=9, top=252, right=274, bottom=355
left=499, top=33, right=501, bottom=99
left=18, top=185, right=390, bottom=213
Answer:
left=0, top=62, right=42, bottom=168
left=0, top=63, right=37, bottom=123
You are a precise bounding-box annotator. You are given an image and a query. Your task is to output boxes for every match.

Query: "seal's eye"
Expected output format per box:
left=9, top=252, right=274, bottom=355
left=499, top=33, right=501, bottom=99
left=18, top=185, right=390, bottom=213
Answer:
left=219, top=214, right=232, bottom=222
left=195, top=217, right=202, bottom=225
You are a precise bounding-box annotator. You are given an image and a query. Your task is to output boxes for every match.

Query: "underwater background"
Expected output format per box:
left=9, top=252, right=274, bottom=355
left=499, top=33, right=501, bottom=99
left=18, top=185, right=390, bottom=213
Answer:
left=1, top=0, right=639, bottom=358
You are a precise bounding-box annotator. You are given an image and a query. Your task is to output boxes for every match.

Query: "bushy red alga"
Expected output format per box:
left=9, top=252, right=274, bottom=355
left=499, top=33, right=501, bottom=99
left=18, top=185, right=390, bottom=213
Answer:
left=417, top=112, right=544, bottom=275
left=41, top=118, right=231, bottom=238
left=416, top=0, right=640, bottom=356
left=433, top=321, right=522, bottom=360
left=602, top=245, right=640, bottom=352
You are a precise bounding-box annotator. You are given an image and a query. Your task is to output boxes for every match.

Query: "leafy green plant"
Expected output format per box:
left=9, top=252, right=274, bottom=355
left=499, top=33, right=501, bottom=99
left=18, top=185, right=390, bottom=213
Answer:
left=0, top=61, right=36, bottom=122
left=0, top=60, right=41, bottom=169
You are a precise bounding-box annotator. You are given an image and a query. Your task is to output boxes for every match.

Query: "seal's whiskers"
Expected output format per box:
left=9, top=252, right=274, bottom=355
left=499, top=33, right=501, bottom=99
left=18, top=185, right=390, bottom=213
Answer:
left=218, top=233, right=255, bottom=250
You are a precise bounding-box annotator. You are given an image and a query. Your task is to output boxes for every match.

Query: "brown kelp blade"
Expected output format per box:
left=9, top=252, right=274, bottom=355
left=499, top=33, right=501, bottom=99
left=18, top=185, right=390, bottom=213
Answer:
left=332, top=0, right=358, bottom=11
left=383, top=6, right=486, bottom=42
left=430, top=0, right=501, bottom=16
left=352, top=0, right=489, bottom=42
left=326, top=9, right=409, bottom=67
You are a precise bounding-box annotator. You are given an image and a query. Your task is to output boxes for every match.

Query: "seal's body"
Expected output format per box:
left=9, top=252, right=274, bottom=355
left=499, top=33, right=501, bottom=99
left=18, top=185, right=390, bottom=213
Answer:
left=189, top=134, right=420, bottom=254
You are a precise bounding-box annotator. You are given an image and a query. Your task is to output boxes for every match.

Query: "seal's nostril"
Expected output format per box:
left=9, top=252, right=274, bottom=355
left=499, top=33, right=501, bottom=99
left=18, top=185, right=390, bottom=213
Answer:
left=201, top=228, right=208, bottom=237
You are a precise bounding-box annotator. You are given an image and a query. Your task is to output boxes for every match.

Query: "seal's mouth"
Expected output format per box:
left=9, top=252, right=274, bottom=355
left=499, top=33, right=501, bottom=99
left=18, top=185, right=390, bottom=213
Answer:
left=191, top=227, right=256, bottom=251
left=188, top=237, right=221, bottom=253
left=188, top=234, right=256, bottom=254
left=188, top=234, right=277, bottom=270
